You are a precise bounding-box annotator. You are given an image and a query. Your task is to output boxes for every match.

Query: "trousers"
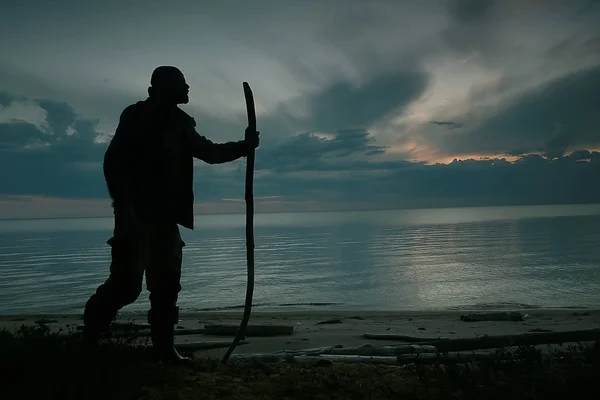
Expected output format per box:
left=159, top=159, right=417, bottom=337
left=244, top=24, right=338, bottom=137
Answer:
left=83, top=215, right=185, bottom=329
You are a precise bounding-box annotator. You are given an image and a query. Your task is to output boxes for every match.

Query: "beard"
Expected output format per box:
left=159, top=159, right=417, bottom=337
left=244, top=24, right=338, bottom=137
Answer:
left=176, top=93, right=189, bottom=104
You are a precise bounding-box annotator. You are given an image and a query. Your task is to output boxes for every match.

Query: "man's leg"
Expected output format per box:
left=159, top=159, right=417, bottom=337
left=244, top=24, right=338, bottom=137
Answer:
left=82, top=226, right=144, bottom=344
left=144, top=223, right=187, bottom=362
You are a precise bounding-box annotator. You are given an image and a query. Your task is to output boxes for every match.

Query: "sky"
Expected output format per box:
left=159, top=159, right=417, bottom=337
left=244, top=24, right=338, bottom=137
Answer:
left=1, top=0, right=599, bottom=219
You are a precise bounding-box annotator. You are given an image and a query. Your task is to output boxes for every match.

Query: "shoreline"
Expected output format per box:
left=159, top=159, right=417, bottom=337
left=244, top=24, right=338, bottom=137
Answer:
left=1, top=304, right=596, bottom=320
left=3, top=308, right=599, bottom=357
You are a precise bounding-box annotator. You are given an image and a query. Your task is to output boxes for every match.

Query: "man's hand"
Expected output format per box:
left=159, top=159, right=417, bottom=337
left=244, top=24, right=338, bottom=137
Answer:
left=244, top=126, right=260, bottom=151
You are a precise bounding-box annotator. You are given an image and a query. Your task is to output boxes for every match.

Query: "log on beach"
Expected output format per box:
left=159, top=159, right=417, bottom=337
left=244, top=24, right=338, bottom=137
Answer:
left=77, top=327, right=206, bottom=339
left=34, top=318, right=58, bottom=325
left=324, top=344, right=438, bottom=356
left=314, top=353, right=492, bottom=366
left=109, top=322, right=151, bottom=330
left=424, top=328, right=600, bottom=353
left=177, top=340, right=249, bottom=351
left=460, top=312, right=524, bottom=322
left=229, top=344, right=438, bottom=360
left=294, top=355, right=402, bottom=366
left=76, top=323, right=151, bottom=332
left=363, top=333, right=449, bottom=342
left=231, top=349, right=588, bottom=366
left=230, top=352, right=539, bottom=367
left=203, top=324, right=294, bottom=337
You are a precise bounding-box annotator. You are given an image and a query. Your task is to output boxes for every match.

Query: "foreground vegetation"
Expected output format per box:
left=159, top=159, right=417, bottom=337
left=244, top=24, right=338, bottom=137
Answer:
left=1, top=323, right=599, bottom=399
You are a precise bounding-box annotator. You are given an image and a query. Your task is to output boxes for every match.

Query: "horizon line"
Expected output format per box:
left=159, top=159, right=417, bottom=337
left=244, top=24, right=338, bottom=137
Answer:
left=1, top=202, right=600, bottom=222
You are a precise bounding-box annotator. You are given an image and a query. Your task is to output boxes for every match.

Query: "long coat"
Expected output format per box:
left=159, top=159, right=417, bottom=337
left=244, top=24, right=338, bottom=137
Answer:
left=103, top=99, right=248, bottom=230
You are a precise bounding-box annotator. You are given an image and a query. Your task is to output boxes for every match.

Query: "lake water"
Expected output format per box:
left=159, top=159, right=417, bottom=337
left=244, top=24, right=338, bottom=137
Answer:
left=1, top=204, right=600, bottom=315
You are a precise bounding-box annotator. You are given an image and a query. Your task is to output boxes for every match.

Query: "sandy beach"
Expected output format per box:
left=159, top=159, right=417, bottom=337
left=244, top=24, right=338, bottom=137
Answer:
left=2, top=308, right=600, bottom=359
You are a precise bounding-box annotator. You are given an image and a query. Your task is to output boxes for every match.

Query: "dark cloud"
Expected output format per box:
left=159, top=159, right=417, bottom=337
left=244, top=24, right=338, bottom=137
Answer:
left=254, top=152, right=600, bottom=209
left=546, top=34, right=600, bottom=62
left=0, top=121, right=46, bottom=149
left=0, top=65, right=429, bottom=202
left=364, top=153, right=600, bottom=208
left=447, top=0, right=495, bottom=24
left=222, top=68, right=430, bottom=151
left=441, top=0, right=599, bottom=73
left=0, top=91, right=24, bottom=108
left=37, top=99, right=76, bottom=137
left=256, top=129, right=386, bottom=173
left=570, top=149, right=592, bottom=161
left=0, top=93, right=107, bottom=198
left=2, top=79, right=600, bottom=212
left=439, top=65, right=600, bottom=157
left=442, top=0, right=498, bottom=59
left=306, top=70, right=428, bottom=132
left=431, top=121, right=463, bottom=129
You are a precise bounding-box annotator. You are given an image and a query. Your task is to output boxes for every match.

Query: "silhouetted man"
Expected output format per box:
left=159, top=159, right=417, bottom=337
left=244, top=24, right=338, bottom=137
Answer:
left=82, top=66, right=260, bottom=363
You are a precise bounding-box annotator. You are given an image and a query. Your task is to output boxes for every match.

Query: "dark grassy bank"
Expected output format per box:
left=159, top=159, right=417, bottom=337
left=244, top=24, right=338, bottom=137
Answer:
left=2, top=323, right=600, bottom=400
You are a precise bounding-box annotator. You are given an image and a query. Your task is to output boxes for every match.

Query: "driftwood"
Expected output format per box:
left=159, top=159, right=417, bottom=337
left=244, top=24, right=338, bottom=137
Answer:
left=80, top=327, right=206, bottom=339
left=460, top=312, right=524, bottom=322
left=303, top=351, right=585, bottom=366
left=422, top=328, right=600, bottom=353
left=228, top=344, right=437, bottom=361
left=225, top=333, right=596, bottom=365
left=178, top=340, right=249, bottom=351
left=317, top=318, right=343, bottom=325
left=110, top=322, right=151, bottom=330
left=229, top=346, right=341, bottom=361
left=204, top=324, right=294, bottom=337
left=34, top=318, right=58, bottom=324
left=363, top=333, right=449, bottom=342
left=76, top=323, right=151, bottom=332
left=230, top=349, right=588, bottom=367
left=295, top=355, right=401, bottom=366
left=229, top=352, right=522, bottom=366
left=324, top=344, right=438, bottom=356
left=278, top=346, right=341, bottom=356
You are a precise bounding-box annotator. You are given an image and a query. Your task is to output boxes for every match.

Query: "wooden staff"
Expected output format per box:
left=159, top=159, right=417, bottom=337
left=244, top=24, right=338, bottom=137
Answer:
left=222, top=82, right=257, bottom=364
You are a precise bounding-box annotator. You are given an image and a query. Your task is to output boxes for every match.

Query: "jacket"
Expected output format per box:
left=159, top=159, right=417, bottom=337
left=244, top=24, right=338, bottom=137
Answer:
left=103, top=99, right=248, bottom=230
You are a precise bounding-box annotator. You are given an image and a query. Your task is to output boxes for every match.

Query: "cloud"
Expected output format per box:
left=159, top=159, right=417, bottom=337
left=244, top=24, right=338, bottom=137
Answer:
left=0, top=92, right=107, bottom=198
left=2, top=1, right=600, bottom=217
left=256, top=129, right=388, bottom=173
left=434, top=65, right=600, bottom=157
left=447, top=0, right=495, bottom=24
left=2, top=87, right=600, bottom=217
left=430, top=121, right=464, bottom=129
left=306, top=70, right=428, bottom=132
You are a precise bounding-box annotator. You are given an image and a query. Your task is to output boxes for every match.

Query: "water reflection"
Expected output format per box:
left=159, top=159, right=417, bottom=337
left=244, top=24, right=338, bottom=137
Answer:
left=1, top=205, right=600, bottom=314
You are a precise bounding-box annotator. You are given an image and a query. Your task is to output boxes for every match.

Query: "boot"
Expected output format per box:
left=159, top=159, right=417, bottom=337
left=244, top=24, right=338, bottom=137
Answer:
left=81, top=296, right=116, bottom=349
left=82, top=325, right=101, bottom=348
left=148, top=306, right=190, bottom=364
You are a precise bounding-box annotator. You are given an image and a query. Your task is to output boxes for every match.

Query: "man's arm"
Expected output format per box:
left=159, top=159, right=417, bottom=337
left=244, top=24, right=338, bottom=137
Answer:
left=190, top=131, right=249, bottom=164
left=182, top=114, right=249, bottom=164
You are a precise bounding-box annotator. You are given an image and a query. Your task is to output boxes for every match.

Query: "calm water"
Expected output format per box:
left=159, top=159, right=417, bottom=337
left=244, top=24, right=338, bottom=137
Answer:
left=1, top=205, right=600, bottom=315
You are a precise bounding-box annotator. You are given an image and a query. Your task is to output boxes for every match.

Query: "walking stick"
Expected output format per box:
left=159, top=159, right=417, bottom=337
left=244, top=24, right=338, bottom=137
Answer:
left=222, top=82, right=256, bottom=364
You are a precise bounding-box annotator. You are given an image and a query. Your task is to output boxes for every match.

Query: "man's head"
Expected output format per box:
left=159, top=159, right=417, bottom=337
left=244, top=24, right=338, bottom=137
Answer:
left=148, top=66, right=190, bottom=105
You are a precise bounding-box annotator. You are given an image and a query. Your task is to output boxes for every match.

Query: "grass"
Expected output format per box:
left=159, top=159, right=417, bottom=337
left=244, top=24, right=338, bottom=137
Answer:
left=1, top=323, right=600, bottom=399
